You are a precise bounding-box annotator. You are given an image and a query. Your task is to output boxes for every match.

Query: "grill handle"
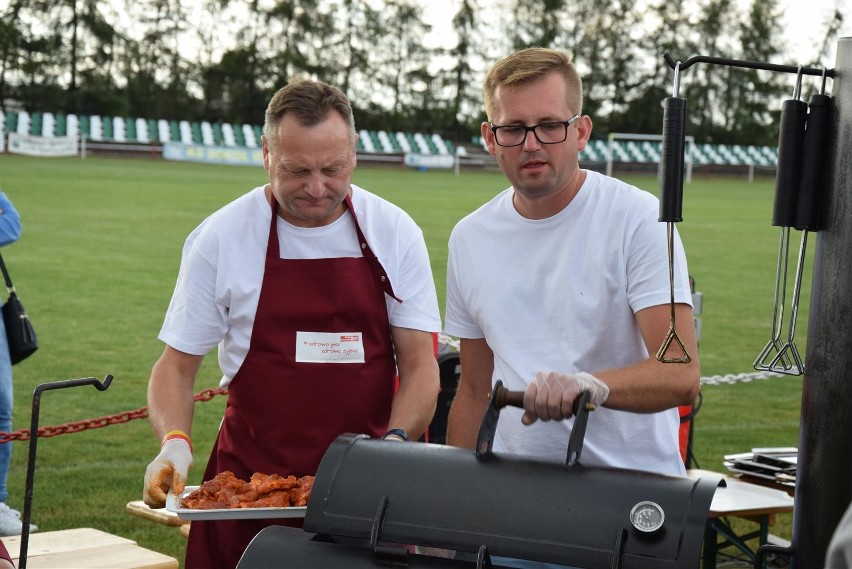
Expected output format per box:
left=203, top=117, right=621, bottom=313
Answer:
left=489, top=384, right=593, bottom=466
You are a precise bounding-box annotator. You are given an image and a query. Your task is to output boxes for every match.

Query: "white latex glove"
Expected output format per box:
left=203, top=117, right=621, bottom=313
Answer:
left=143, top=438, right=193, bottom=508
left=522, top=371, right=609, bottom=425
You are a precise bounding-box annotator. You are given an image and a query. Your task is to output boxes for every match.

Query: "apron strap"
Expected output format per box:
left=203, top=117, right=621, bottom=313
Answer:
left=345, top=194, right=401, bottom=302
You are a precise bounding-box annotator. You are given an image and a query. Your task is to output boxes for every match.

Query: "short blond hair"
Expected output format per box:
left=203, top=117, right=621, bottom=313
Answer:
left=483, top=47, right=583, bottom=121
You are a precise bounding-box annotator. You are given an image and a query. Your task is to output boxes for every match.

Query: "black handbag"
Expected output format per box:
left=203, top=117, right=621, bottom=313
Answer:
left=0, top=250, right=38, bottom=364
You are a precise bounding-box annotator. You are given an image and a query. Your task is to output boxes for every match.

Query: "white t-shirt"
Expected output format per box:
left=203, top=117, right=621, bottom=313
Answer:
left=445, top=170, right=692, bottom=476
left=160, top=184, right=442, bottom=387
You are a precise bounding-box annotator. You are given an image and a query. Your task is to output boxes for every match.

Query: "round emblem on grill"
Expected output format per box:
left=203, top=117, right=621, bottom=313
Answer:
left=629, top=501, right=665, bottom=533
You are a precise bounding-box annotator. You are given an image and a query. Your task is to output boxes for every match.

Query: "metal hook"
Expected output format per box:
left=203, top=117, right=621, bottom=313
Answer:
left=792, top=65, right=804, bottom=100
left=672, top=62, right=682, bottom=98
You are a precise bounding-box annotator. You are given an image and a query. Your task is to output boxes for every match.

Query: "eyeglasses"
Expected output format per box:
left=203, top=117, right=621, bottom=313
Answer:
left=489, top=115, right=580, bottom=147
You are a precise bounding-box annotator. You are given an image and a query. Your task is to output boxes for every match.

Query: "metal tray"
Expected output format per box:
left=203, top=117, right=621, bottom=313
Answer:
left=166, top=486, right=307, bottom=521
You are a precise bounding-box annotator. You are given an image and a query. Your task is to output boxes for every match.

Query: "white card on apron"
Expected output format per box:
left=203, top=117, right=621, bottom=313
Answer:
left=296, top=331, right=366, bottom=363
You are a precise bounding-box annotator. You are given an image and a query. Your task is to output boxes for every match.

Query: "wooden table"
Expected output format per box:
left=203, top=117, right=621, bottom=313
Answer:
left=688, top=469, right=795, bottom=568
left=2, top=527, right=178, bottom=568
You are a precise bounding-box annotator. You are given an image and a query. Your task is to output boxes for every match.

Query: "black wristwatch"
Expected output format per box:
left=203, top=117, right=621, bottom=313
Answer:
left=383, top=428, right=410, bottom=441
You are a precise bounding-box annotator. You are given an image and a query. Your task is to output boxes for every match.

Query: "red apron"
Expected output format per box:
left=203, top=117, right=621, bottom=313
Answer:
left=185, top=194, right=398, bottom=568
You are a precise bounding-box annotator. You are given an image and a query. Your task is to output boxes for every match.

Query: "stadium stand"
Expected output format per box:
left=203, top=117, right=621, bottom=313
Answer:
left=0, top=110, right=778, bottom=171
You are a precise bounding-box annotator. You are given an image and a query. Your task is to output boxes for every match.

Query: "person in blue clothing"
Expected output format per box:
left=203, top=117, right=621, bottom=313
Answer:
left=0, top=191, right=35, bottom=537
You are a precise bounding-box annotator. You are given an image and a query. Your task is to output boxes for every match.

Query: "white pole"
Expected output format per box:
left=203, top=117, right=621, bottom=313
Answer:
left=81, top=135, right=87, bottom=159
left=606, top=134, right=613, bottom=177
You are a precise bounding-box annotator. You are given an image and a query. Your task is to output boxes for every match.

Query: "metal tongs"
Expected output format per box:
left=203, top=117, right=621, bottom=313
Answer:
left=754, top=68, right=831, bottom=375
left=475, top=381, right=594, bottom=466
left=657, top=61, right=691, bottom=364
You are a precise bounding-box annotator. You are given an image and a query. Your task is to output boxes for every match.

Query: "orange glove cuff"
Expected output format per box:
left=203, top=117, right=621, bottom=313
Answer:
left=162, top=430, right=193, bottom=453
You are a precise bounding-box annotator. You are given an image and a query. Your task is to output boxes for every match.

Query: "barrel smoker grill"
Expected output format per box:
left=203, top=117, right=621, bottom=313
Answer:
left=237, top=398, right=721, bottom=569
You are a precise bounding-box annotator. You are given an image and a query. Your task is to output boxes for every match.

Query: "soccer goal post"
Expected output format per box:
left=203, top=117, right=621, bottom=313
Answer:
left=606, top=133, right=694, bottom=184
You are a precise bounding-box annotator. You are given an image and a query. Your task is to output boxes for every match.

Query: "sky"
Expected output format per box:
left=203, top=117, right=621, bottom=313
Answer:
left=421, top=0, right=852, bottom=67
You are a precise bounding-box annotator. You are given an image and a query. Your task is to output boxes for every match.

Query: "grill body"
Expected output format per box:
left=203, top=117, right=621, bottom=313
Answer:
left=239, top=434, right=719, bottom=568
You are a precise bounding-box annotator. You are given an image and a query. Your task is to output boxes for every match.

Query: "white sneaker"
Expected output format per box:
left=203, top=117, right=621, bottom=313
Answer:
left=0, top=502, right=37, bottom=536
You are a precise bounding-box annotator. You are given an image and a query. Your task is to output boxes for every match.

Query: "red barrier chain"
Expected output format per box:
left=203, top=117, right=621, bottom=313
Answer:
left=0, top=387, right=227, bottom=443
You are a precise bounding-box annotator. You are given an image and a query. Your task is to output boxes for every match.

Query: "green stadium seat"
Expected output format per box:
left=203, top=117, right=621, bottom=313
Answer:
left=4, top=110, right=17, bottom=133
left=428, top=136, right=439, bottom=154
left=125, top=117, right=138, bottom=141
left=55, top=113, right=67, bottom=137
left=191, top=121, right=203, bottom=144
left=253, top=125, right=262, bottom=144
left=213, top=123, right=226, bottom=146
left=233, top=124, right=246, bottom=147
left=30, top=112, right=43, bottom=136
left=102, top=116, right=115, bottom=140
left=368, top=131, right=382, bottom=152
left=171, top=120, right=182, bottom=143
left=146, top=119, right=158, bottom=142
left=79, top=115, right=90, bottom=139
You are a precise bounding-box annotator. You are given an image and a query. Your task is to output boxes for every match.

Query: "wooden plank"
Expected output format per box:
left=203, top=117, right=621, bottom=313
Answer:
left=126, top=500, right=184, bottom=527
left=14, top=543, right=178, bottom=569
left=3, top=528, right=133, bottom=558
left=4, top=528, right=178, bottom=569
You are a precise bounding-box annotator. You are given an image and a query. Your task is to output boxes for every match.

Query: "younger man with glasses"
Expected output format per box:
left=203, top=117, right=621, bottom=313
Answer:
left=444, top=47, right=699, bottom=477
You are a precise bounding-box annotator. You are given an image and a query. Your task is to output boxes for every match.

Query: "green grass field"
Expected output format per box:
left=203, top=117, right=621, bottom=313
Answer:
left=0, top=154, right=803, bottom=565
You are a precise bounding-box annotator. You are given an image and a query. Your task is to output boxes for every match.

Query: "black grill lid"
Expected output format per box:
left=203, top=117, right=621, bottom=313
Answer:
left=303, top=434, right=720, bottom=568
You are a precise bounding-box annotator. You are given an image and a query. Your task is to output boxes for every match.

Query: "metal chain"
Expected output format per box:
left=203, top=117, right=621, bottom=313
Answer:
left=0, top=387, right=226, bottom=443
left=0, top=374, right=784, bottom=443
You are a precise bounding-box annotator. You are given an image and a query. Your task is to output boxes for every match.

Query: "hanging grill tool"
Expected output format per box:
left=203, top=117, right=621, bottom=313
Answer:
left=657, top=62, right=691, bottom=363
left=754, top=69, right=831, bottom=375
left=236, top=383, right=720, bottom=568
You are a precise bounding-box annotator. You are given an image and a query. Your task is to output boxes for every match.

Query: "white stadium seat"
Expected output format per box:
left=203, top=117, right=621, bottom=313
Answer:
left=17, top=110, right=30, bottom=135
left=413, top=132, right=430, bottom=154
left=201, top=121, right=214, bottom=146
left=396, top=132, right=411, bottom=153
left=42, top=112, right=55, bottom=137
left=179, top=120, right=192, bottom=144
left=377, top=130, right=394, bottom=153
left=243, top=124, right=257, bottom=147
left=158, top=119, right=171, bottom=142
left=431, top=133, right=449, bottom=155
left=222, top=123, right=236, bottom=146
left=90, top=115, right=103, bottom=141
left=358, top=129, right=375, bottom=152
left=66, top=114, right=79, bottom=139
left=113, top=116, right=126, bottom=141
left=136, top=118, right=150, bottom=143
